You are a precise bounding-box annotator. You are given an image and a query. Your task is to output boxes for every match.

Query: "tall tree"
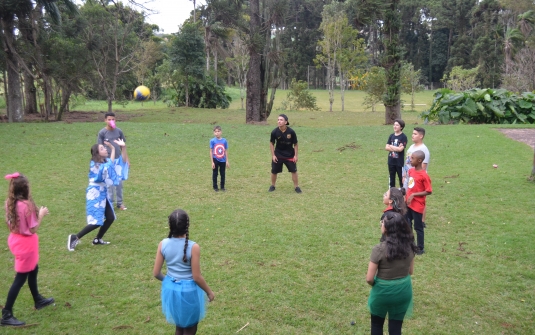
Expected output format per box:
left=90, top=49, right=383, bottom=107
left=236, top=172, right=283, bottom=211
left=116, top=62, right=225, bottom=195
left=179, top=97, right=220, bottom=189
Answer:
left=315, top=3, right=346, bottom=112
left=170, top=22, right=205, bottom=107
left=0, top=0, right=77, bottom=122
left=246, top=0, right=287, bottom=123
left=382, top=0, right=403, bottom=124
left=81, top=1, right=151, bottom=112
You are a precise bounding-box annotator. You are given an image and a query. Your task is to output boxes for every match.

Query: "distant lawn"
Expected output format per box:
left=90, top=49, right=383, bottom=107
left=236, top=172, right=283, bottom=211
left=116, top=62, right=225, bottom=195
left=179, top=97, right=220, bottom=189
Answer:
left=0, top=100, right=534, bottom=334
left=14, top=88, right=431, bottom=127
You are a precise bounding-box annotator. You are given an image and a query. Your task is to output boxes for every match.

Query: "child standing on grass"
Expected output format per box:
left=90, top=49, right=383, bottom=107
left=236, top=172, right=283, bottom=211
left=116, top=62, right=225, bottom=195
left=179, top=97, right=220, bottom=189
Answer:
left=67, top=139, right=129, bottom=251
left=405, top=150, right=432, bottom=255
left=2, top=173, right=54, bottom=327
left=366, top=212, right=417, bottom=335
left=210, top=126, right=229, bottom=192
left=153, top=209, right=215, bottom=335
left=385, top=119, right=407, bottom=188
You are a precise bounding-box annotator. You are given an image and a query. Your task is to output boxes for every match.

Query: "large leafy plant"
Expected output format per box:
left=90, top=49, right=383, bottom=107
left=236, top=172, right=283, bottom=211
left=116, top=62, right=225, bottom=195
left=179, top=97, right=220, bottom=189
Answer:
left=421, top=88, right=535, bottom=124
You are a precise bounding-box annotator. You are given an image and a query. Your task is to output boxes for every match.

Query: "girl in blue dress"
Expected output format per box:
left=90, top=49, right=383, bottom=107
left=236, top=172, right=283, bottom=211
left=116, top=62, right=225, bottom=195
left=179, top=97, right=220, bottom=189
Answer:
left=67, top=139, right=128, bottom=251
left=153, top=209, right=215, bottom=335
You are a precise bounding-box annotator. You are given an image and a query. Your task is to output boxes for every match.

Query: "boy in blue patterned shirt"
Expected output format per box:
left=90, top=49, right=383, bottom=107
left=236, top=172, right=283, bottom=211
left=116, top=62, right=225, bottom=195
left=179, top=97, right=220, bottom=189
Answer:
left=210, top=126, right=229, bottom=191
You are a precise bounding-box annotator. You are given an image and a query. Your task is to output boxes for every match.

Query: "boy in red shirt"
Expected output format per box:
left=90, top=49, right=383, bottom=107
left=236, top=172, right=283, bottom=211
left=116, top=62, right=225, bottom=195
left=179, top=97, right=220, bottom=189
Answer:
left=405, top=150, right=432, bottom=255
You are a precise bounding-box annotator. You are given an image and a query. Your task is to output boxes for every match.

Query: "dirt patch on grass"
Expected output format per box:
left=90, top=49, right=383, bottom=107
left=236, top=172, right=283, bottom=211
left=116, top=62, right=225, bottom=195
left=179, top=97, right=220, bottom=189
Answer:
left=0, top=111, right=141, bottom=123
left=497, top=128, right=535, bottom=150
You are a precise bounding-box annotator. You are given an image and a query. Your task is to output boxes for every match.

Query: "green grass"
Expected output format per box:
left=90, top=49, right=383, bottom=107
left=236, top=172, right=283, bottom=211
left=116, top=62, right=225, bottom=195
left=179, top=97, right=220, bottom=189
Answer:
left=0, top=102, right=534, bottom=334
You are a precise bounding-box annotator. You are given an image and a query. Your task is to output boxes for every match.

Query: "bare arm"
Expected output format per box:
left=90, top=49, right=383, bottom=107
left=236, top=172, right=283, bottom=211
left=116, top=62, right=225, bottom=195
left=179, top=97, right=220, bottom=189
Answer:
left=153, top=242, right=165, bottom=281
left=104, top=141, right=115, bottom=162
left=191, top=244, right=215, bottom=302
left=385, top=143, right=405, bottom=152
left=29, top=207, right=49, bottom=234
left=225, top=148, right=230, bottom=168
left=406, top=191, right=432, bottom=205
left=293, top=143, right=298, bottom=162
left=270, top=142, right=277, bottom=163
left=366, top=261, right=378, bottom=286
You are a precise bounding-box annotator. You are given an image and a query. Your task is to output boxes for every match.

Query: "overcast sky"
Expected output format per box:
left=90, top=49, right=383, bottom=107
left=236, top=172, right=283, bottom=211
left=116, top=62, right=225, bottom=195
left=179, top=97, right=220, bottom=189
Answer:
left=143, top=0, right=204, bottom=34
left=75, top=0, right=203, bottom=34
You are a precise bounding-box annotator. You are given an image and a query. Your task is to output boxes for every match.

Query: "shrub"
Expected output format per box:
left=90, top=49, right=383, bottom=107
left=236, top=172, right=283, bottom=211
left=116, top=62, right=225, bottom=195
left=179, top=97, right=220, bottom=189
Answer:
left=279, top=79, right=320, bottom=111
left=421, top=88, right=535, bottom=124
left=170, top=77, right=231, bottom=109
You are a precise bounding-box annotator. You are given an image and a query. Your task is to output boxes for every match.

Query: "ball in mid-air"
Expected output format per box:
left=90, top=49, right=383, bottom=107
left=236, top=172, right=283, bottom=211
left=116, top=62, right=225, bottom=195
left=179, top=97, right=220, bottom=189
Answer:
left=134, top=85, right=150, bottom=101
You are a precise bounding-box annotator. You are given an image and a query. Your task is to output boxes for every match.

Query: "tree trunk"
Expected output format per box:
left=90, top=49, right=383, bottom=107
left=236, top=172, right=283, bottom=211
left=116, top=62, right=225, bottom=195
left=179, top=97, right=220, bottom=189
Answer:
left=57, top=87, right=72, bottom=121
left=328, top=62, right=334, bottom=112
left=3, top=67, right=9, bottom=119
left=214, top=50, right=218, bottom=84
left=23, top=66, right=38, bottom=114
left=185, top=77, right=190, bottom=107
left=246, top=0, right=262, bottom=123
left=339, top=67, right=345, bottom=112
left=385, top=104, right=401, bottom=124
left=2, top=17, right=23, bottom=122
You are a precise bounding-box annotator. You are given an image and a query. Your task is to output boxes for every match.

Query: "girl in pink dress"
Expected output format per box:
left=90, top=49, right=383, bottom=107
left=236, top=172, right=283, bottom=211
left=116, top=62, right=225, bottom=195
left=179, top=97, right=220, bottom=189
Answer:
left=2, top=173, right=55, bottom=327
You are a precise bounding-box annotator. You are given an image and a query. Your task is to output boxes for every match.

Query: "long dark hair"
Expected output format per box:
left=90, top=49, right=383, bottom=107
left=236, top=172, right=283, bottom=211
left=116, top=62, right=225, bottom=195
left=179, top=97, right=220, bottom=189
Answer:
left=6, top=174, right=37, bottom=233
left=168, top=209, right=190, bottom=263
left=90, top=144, right=106, bottom=163
left=382, top=212, right=418, bottom=261
left=388, top=187, right=407, bottom=215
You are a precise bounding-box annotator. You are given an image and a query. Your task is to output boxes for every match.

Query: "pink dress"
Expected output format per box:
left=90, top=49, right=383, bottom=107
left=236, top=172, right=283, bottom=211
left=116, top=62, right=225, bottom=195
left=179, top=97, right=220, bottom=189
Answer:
left=5, top=200, right=39, bottom=273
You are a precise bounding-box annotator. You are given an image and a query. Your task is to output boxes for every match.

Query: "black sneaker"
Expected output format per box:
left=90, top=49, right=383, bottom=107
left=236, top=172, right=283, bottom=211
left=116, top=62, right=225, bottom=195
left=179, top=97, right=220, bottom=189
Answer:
left=221, top=188, right=226, bottom=192
left=67, top=234, right=79, bottom=251
left=268, top=185, right=276, bottom=192
left=295, top=187, right=302, bottom=194
left=34, top=295, right=55, bottom=310
left=1, top=309, right=25, bottom=326
left=214, top=188, right=219, bottom=192
left=92, top=238, right=110, bottom=245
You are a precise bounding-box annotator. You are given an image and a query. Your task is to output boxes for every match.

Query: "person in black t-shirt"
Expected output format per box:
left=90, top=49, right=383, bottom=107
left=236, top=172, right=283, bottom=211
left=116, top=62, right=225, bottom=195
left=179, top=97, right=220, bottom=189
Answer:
left=385, top=119, right=407, bottom=188
left=269, top=114, right=302, bottom=193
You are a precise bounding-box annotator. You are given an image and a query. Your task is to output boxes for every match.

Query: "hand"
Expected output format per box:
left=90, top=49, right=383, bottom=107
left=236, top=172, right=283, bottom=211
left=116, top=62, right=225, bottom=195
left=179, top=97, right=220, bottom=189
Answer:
left=211, top=162, right=215, bottom=169
left=272, top=155, right=278, bottom=163
left=226, top=161, right=230, bottom=168
left=407, top=194, right=414, bottom=206
left=104, top=141, right=113, bottom=148
left=207, top=291, right=215, bottom=302
left=39, top=206, right=49, bottom=218
left=293, top=156, right=298, bottom=163
left=114, top=138, right=126, bottom=147
left=399, top=143, right=404, bottom=150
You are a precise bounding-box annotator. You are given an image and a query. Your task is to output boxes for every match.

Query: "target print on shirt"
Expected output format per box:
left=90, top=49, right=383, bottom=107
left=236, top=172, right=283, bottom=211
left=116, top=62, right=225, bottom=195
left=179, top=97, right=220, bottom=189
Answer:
left=214, top=144, right=226, bottom=159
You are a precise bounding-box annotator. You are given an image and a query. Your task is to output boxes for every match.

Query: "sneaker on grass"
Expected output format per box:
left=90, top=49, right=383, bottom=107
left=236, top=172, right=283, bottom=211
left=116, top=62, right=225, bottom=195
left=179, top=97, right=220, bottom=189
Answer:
left=92, top=238, right=110, bottom=245
left=67, top=234, right=79, bottom=251
left=295, top=186, right=302, bottom=193
left=268, top=185, right=276, bottom=192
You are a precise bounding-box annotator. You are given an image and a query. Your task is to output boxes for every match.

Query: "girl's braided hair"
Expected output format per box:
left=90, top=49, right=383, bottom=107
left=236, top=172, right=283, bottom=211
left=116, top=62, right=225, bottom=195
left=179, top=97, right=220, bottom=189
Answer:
left=168, top=209, right=190, bottom=263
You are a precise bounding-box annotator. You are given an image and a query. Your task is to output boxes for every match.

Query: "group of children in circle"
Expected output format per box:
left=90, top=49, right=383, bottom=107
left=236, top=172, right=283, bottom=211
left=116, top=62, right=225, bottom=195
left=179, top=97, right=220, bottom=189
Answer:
left=2, top=113, right=431, bottom=334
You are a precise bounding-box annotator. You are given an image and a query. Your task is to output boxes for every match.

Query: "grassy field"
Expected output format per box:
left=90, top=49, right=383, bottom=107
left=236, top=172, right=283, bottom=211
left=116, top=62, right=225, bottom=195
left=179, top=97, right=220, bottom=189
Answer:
left=0, top=94, right=534, bottom=334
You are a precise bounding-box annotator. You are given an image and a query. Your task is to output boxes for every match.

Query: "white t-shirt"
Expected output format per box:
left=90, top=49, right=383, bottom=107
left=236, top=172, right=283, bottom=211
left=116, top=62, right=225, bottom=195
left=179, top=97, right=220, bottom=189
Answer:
left=403, top=143, right=430, bottom=188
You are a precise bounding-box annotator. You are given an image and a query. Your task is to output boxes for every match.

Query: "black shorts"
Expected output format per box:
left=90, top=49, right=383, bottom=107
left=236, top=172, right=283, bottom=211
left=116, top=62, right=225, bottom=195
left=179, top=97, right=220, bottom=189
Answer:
left=271, top=159, right=297, bottom=174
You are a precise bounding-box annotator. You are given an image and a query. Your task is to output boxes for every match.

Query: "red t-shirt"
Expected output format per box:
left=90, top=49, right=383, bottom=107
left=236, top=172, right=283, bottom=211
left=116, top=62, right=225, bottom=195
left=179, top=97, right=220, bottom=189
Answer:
left=406, top=168, right=432, bottom=213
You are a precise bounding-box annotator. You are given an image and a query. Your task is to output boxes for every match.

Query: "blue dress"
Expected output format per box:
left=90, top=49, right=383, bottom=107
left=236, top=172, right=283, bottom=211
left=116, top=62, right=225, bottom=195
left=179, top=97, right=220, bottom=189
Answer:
left=85, top=156, right=129, bottom=226
left=160, top=238, right=207, bottom=327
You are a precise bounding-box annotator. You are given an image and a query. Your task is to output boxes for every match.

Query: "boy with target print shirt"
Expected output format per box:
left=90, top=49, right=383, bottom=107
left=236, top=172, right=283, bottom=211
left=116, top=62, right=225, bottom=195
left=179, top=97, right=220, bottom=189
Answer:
left=210, top=126, right=229, bottom=192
